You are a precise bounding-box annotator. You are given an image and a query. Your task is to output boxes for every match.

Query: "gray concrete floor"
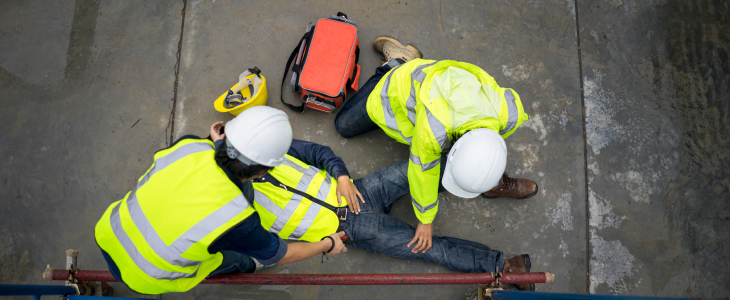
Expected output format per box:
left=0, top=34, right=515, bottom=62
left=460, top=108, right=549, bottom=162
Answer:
left=0, top=0, right=727, bottom=299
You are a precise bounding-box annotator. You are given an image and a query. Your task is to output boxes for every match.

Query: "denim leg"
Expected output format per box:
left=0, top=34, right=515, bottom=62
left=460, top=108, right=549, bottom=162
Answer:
left=344, top=212, right=504, bottom=273
left=335, top=63, right=395, bottom=138
left=208, top=250, right=256, bottom=277
left=353, top=157, right=449, bottom=214
left=344, top=156, right=504, bottom=274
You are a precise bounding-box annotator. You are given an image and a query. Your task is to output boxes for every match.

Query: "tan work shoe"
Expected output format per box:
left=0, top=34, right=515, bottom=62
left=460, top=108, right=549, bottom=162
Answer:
left=481, top=173, right=538, bottom=199
left=504, top=254, right=534, bottom=291
left=372, top=36, right=423, bottom=63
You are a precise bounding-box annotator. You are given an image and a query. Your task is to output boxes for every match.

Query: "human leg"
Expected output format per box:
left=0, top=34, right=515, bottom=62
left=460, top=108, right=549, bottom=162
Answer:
left=353, top=156, right=447, bottom=213
left=334, top=62, right=397, bottom=138
left=344, top=212, right=505, bottom=273
left=207, top=250, right=256, bottom=277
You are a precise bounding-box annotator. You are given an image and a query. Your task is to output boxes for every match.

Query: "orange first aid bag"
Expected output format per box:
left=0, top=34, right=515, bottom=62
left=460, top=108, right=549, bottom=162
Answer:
left=280, top=13, right=360, bottom=113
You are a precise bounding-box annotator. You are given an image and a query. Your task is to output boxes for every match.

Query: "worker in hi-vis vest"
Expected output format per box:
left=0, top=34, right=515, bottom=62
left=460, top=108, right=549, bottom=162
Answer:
left=250, top=138, right=537, bottom=291
left=94, top=106, right=346, bottom=295
left=335, top=37, right=538, bottom=255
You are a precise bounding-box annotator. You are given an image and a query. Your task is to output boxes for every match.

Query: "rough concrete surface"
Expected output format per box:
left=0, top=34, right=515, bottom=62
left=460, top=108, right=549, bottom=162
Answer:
left=0, top=0, right=727, bottom=299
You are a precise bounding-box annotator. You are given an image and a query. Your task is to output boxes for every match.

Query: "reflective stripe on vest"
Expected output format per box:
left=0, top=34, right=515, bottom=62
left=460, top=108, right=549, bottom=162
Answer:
left=411, top=195, right=439, bottom=214
left=409, top=151, right=440, bottom=172
left=109, top=141, right=253, bottom=280
left=424, top=106, right=450, bottom=151
left=96, top=139, right=256, bottom=293
left=110, top=204, right=197, bottom=280
left=406, top=62, right=437, bottom=126
left=499, top=89, right=518, bottom=135
left=380, top=65, right=413, bottom=144
left=254, top=155, right=346, bottom=241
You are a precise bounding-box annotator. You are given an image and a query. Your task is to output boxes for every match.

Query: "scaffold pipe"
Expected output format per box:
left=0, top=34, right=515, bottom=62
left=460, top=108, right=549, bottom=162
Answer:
left=491, top=290, right=694, bottom=300
left=47, top=269, right=554, bottom=285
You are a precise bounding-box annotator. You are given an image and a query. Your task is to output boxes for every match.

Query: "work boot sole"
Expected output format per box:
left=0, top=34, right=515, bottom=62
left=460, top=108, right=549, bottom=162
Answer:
left=372, top=36, right=423, bottom=59
left=481, top=184, right=539, bottom=199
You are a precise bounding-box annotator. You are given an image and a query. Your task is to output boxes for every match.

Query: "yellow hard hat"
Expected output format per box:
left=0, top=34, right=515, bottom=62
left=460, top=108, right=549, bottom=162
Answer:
left=214, top=67, right=268, bottom=116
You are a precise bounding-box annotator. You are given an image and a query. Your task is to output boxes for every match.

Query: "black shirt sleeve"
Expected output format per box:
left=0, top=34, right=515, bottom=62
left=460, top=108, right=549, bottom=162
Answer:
left=207, top=213, right=287, bottom=265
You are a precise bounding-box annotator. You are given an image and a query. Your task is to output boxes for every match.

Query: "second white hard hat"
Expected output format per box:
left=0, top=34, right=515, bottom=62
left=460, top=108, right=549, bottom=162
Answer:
left=442, top=128, right=507, bottom=198
left=224, top=106, right=293, bottom=167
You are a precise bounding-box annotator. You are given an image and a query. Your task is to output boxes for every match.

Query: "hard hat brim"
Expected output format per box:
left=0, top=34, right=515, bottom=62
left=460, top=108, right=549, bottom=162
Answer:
left=442, top=160, right=481, bottom=199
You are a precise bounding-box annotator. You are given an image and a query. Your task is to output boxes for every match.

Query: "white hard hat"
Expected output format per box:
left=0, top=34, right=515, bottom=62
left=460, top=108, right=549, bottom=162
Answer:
left=224, top=106, right=293, bottom=167
left=442, top=128, right=507, bottom=198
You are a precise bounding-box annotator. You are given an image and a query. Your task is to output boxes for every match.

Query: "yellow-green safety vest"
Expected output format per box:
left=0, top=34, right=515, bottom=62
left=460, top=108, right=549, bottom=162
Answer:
left=94, top=138, right=256, bottom=294
left=366, top=59, right=529, bottom=224
left=253, top=155, right=347, bottom=242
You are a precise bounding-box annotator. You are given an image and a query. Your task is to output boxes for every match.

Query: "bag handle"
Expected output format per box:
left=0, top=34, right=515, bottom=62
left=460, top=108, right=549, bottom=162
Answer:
left=257, top=174, right=338, bottom=213
left=280, top=30, right=314, bottom=113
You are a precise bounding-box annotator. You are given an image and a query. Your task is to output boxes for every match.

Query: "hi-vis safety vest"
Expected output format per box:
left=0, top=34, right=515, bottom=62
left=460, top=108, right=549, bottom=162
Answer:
left=366, top=59, right=529, bottom=224
left=253, top=155, right=347, bottom=242
left=94, top=138, right=256, bottom=294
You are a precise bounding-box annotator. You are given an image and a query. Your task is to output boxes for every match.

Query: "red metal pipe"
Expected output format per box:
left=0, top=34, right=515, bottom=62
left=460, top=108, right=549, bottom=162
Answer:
left=48, top=269, right=554, bottom=285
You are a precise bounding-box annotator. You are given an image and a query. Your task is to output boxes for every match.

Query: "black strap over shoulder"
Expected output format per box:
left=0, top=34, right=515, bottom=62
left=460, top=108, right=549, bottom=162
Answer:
left=280, top=29, right=315, bottom=113
left=256, top=174, right=338, bottom=213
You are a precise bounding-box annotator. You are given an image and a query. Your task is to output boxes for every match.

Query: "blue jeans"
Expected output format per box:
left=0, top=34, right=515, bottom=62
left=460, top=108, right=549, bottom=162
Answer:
left=208, top=250, right=256, bottom=277
left=335, top=62, right=397, bottom=138
left=347, top=159, right=505, bottom=273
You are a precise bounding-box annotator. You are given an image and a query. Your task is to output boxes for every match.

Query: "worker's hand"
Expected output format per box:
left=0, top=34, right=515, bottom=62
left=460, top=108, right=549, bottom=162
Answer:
left=326, top=231, right=347, bottom=256
left=407, top=222, right=433, bottom=254
left=210, top=121, right=225, bottom=142
left=336, top=175, right=364, bottom=214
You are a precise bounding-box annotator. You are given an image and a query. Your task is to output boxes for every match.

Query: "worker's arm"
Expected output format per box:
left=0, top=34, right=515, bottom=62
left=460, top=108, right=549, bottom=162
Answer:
left=286, top=139, right=350, bottom=178
left=278, top=232, right=347, bottom=264
left=405, top=105, right=446, bottom=254
left=209, top=214, right=346, bottom=265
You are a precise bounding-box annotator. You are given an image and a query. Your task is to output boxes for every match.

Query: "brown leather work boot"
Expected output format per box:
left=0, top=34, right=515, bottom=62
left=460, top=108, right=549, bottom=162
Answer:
left=481, top=173, right=538, bottom=199
left=504, top=254, right=534, bottom=291
left=373, top=36, right=423, bottom=63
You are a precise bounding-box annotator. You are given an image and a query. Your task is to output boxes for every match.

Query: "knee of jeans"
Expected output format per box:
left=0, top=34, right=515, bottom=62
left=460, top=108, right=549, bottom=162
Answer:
left=334, top=119, right=355, bottom=138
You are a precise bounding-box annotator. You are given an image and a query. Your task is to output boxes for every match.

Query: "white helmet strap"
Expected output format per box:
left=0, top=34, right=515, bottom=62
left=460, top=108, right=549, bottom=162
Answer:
left=225, top=138, right=258, bottom=166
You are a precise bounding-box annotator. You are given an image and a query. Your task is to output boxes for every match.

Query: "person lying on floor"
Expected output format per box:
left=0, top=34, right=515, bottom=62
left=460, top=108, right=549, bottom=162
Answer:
left=226, top=134, right=536, bottom=291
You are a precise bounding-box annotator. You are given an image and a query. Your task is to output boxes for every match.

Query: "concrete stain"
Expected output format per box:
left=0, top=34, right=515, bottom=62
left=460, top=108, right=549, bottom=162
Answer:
left=589, top=230, right=638, bottom=294
left=588, top=189, right=625, bottom=230
left=522, top=114, right=548, bottom=145
left=545, top=192, right=574, bottom=231
left=610, top=170, right=654, bottom=204
left=584, top=70, right=629, bottom=154
left=510, top=143, right=540, bottom=175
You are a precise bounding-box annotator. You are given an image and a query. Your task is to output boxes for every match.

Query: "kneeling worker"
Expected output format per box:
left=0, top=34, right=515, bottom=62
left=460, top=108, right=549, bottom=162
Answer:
left=335, top=37, right=539, bottom=254
left=94, top=106, right=346, bottom=295
left=247, top=137, right=536, bottom=291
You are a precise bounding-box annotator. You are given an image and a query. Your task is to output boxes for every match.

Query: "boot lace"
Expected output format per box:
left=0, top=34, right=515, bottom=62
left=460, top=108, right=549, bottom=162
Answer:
left=502, top=173, right=517, bottom=190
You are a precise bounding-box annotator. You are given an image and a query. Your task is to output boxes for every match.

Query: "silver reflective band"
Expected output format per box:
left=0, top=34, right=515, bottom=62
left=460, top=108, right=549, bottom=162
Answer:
left=380, top=66, right=400, bottom=133
left=110, top=141, right=253, bottom=278
left=257, top=157, right=335, bottom=240
left=411, top=196, right=439, bottom=213
left=406, top=63, right=437, bottom=126
left=282, top=158, right=309, bottom=174
left=380, top=66, right=413, bottom=145
left=424, top=106, right=450, bottom=151
left=110, top=204, right=198, bottom=280
left=287, top=173, right=330, bottom=240
left=139, top=142, right=213, bottom=187
left=120, top=142, right=214, bottom=269
left=409, top=151, right=440, bottom=172
left=499, top=89, right=518, bottom=135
